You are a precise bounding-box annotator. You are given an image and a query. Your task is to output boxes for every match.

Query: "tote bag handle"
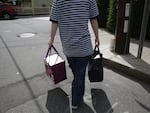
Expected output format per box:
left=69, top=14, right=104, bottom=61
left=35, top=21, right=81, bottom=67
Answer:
left=45, top=45, right=60, bottom=58
left=93, top=45, right=103, bottom=58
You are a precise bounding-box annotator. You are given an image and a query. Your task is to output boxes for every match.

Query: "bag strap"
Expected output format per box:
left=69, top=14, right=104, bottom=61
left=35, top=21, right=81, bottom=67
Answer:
left=94, top=45, right=103, bottom=58
left=94, top=45, right=100, bottom=52
left=45, top=45, right=60, bottom=57
left=51, top=45, right=59, bottom=55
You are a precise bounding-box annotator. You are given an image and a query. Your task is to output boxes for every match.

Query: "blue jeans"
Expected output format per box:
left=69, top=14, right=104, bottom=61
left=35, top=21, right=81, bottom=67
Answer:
left=67, top=56, right=90, bottom=106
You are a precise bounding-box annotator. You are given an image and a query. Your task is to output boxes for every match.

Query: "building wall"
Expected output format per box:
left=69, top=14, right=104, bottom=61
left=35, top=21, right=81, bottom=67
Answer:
left=34, top=0, right=50, bottom=7
left=16, top=0, right=52, bottom=15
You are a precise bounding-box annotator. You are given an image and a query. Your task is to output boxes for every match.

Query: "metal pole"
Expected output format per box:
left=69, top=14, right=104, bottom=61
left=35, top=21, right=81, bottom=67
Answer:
left=137, top=0, right=149, bottom=58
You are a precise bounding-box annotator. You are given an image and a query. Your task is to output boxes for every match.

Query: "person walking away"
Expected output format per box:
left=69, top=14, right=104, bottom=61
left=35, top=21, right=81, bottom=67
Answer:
left=48, top=0, right=100, bottom=110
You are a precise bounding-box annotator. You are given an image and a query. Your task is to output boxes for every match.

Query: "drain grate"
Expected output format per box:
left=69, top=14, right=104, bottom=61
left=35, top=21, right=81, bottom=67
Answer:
left=18, top=33, right=36, bottom=39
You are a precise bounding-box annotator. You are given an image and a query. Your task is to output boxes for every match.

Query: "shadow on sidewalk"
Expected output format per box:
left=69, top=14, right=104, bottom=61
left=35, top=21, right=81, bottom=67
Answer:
left=104, top=51, right=150, bottom=84
left=46, top=88, right=95, bottom=113
left=108, top=67, right=150, bottom=94
left=120, top=53, right=150, bottom=84
left=46, top=88, right=70, bottom=113
left=91, top=88, right=113, bottom=113
left=135, top=99, right=150, bottom=112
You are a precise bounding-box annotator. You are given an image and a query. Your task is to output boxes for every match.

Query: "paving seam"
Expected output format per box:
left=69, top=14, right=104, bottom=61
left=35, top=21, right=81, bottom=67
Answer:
left=0, top=35, right=45, bottom=113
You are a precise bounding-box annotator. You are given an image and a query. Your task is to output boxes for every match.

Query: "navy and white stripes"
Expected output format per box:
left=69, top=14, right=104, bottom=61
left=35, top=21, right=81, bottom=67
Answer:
left=50, top=0, right=99, bottom=57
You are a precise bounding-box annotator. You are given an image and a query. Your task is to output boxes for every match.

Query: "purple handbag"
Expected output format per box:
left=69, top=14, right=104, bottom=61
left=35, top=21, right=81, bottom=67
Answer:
left=44, top=45, right=67, bottom=84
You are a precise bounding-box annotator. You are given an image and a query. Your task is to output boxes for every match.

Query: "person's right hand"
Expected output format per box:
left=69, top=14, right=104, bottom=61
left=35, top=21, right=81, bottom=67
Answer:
left=48, top=40, right=53, bottom=48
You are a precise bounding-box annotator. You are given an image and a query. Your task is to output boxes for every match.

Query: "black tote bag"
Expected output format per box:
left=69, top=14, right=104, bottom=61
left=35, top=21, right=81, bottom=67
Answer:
left=88, top=46, right=103, bottom=82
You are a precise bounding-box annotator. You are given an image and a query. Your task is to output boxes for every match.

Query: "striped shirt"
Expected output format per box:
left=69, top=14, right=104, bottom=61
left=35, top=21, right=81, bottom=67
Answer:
left=50, top=0, right=99, bottom=57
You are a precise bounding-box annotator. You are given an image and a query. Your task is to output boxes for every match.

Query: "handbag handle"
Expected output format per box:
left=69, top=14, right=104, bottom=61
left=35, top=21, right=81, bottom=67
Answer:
left=45, top=45, right=60, bottom=58
left=94, top=45, right=100, bottom=52
left=44, top=45, right=61, bottom=65
left=93, top=45, right=103, bottom=58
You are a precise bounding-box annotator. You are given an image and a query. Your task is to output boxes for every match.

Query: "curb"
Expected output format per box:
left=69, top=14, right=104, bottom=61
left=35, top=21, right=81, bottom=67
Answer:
left=103, top=58, right=150, bottom=84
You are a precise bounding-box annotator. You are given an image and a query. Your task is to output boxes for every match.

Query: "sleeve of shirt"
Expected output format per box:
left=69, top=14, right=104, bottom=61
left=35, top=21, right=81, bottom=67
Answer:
left=89, top=0, right=99, bottom=19
left=50, top=0, right=58, bottom=23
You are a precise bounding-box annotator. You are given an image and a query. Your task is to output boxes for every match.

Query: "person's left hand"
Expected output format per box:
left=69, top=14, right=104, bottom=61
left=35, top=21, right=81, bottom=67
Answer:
left=95, top=38, right=100, bottom=47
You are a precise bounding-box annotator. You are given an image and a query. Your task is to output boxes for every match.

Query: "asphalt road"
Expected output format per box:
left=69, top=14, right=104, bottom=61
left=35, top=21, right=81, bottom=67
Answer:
left=0, top=17, right=150, bottom=113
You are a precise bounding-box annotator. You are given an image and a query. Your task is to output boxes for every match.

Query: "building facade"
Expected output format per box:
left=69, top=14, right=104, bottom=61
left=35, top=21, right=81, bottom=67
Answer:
left=12, top=0, right=52, bottom=15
